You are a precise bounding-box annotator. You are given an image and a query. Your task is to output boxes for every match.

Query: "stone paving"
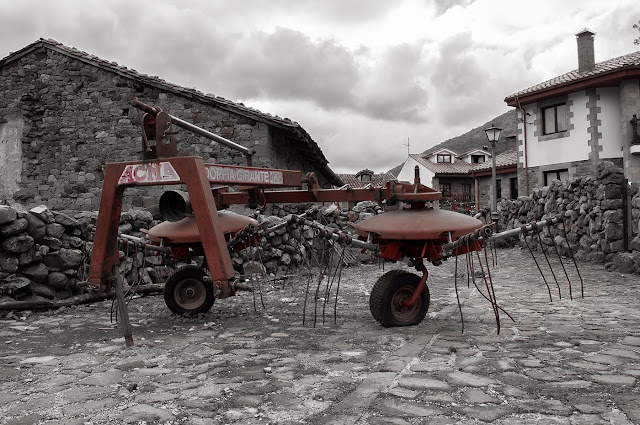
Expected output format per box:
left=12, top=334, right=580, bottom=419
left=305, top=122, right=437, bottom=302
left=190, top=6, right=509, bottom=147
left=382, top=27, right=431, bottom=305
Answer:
left=1, top=247, right=639, bottom=424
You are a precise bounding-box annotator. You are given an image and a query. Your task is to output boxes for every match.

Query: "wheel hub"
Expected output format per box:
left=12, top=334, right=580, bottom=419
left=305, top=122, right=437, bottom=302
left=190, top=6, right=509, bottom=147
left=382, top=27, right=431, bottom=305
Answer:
left=391, top=286, right=421, bottom=322
left=174, top=278, right=206, bottom=309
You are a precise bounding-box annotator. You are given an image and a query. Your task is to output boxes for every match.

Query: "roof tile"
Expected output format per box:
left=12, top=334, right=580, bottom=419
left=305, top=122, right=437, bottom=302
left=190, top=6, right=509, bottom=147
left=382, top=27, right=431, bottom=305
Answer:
left=507, top=50, right=640, bottom=99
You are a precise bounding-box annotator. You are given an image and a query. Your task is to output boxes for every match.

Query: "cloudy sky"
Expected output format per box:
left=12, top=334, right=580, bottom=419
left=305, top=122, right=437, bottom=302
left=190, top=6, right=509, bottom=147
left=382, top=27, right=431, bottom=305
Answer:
left=1, top=0, right=638, bottom=173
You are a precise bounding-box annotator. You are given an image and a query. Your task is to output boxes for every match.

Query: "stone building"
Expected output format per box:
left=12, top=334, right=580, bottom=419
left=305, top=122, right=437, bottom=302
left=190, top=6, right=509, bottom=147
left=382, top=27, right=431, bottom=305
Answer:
left=0, top=39, right=342, bottom=211
left=504, top=29, right=640, bottom=194
left=396, top=147, right=517, bottom=210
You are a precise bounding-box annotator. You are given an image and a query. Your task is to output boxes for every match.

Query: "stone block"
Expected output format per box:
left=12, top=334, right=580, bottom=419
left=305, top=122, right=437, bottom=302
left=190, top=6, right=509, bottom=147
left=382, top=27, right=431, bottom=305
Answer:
left=0, top=217, right=29, bottom=237
left=0, top=274, right=32, bottom=292
left=1, top=234, right=35, bottom=253
left=0, top=205, right=17, bottom=225
left=20, top=262, right=49, bottom=284
left=43, top=248, right=84, bottom=270
left=25, top=213, right=46, bottom=241
left=0, top=252, right=20, bottom=273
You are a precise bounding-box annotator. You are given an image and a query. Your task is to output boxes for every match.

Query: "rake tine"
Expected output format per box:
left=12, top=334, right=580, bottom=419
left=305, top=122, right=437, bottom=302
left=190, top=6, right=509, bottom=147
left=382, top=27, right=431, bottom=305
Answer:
left=454, top=250, right=465, bottom=333
left=547, top=218, right=573, bottom=300
left=561, top=219, right=584, bottom=298
left=313, top=243, right=327, bottom=328
left=251, top=236, right=266, bottom=309
left=302, top=252, right=314, bottom=326
left=522, top=225, right=553, bottom=302
left=479, top=243, right=501, bottom=334
left=534, top=226, right=561, bottom=299
left=333, top=246, right=346, bottom=324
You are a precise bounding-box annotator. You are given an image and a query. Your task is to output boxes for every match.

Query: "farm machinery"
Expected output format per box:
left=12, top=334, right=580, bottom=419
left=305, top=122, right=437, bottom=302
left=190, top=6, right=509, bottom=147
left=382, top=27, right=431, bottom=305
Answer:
left=89, top=99, right=581, bottom=330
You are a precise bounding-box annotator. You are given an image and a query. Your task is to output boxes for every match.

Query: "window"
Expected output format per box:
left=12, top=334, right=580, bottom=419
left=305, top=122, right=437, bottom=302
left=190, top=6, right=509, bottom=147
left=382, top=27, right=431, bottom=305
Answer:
left=437, top=154, right=452, bottom=163
left=462, top=183, right=472, bottom=201
left=440, top=183, right=451, bottom=196
left=542, top=103, right=568, bottom=135
left=359, top=174, right=372, bottom=183
left=496, top=179, right=502, bottom=200
left=510, top=177, right=518, bottom=199
left=543, top=169, right=569, bottom=186
left=471, top=154, right=485, bottom=163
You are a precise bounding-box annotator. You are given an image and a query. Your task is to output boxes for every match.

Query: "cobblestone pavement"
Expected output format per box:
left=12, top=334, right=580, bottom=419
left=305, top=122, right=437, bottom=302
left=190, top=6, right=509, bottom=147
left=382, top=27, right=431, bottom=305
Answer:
left=1, top=247, right=639, bottom=425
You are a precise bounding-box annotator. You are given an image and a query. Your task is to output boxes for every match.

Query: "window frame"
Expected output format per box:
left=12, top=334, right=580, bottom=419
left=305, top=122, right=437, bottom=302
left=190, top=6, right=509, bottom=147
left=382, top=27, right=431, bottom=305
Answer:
left=542, top=103, right=568, bottom=135
left=543, top=169, right=569, bottom=186
left=437, top=154, right=452, bottom=163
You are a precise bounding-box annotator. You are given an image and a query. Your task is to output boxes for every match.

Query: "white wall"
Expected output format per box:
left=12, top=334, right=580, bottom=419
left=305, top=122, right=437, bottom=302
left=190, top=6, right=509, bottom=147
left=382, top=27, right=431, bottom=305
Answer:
left=397, top=157, right=436, bottom=187
left=597, top=87, right=624, bottom=159
left=0, top=118, right=24, bottom=200
left=523, top=91, right=590, bottom=168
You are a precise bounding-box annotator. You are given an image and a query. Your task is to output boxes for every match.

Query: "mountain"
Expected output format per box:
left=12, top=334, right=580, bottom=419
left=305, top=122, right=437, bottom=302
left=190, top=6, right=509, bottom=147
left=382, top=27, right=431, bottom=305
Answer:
left=388, top=109, right=517, bottom=176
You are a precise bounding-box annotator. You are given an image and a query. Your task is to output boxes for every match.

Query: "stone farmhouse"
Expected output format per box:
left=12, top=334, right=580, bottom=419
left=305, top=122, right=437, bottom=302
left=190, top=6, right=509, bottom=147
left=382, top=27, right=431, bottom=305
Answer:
left=504, top=29, right=640, bottom=194
left=336, top=169, right=396, bottom=189
left=0, top=38, right=342, bottom=211
left=396, top=146, right=518, bottom=209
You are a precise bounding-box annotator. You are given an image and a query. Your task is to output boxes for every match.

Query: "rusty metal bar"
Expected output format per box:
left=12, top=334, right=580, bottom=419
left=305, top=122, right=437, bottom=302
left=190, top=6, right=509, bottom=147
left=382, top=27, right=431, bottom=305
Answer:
left=442, top=215, right=564, bottom=254
left=131, top=98, right=253, bottom=156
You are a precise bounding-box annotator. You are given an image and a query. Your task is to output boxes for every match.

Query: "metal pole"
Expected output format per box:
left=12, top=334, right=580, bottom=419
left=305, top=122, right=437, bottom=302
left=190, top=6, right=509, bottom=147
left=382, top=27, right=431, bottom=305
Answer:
left=491, top=141, right=497, bottom=213
left=130, top=98, right=253, bottom=156
left=441, top=215, right=564, bottom=254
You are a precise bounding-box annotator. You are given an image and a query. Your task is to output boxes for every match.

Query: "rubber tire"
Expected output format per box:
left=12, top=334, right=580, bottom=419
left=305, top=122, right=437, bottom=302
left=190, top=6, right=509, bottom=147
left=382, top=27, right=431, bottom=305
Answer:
left=369, top=269, right=430, bottom=327
left=164, top=266, right=214, bottom=315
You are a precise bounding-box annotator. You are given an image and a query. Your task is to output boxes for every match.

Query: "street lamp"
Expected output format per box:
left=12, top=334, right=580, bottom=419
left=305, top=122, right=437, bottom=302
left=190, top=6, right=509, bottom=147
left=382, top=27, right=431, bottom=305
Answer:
left=483, top=124, right=502, bottom=218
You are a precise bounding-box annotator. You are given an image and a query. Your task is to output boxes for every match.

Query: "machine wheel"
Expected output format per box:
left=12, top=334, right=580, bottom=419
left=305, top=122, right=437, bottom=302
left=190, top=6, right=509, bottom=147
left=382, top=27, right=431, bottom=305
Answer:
left=164, top=266, right=214, bottom=314
left=369, top=270, right=430, bottom=327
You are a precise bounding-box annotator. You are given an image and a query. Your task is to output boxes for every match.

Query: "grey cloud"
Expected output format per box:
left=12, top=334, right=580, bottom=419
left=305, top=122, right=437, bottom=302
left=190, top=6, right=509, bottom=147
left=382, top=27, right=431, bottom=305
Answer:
left=432, top=0, right=476, bottom=15
left=357, top=43, right=429, bottom=122
left=219, top=28, right=360, bottom=110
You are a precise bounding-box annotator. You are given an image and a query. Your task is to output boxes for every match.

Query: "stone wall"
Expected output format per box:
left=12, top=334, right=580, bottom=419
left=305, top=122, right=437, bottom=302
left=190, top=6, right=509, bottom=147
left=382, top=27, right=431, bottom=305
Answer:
left=497, top=161, right=640, bottom=274
left=0, top=47, right=329, bottom=211
left=0, top=200, right=381, bottom=304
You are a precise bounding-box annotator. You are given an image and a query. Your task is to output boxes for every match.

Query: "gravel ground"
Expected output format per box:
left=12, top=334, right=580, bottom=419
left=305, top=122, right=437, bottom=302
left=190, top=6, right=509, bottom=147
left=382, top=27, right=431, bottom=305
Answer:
left=1, top=247, right=639, bottom=424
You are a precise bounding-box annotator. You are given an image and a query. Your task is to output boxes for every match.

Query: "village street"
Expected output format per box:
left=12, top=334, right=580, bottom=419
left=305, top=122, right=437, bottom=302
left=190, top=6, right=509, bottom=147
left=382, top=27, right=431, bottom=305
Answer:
left=1, top=247, right=639, bottom=425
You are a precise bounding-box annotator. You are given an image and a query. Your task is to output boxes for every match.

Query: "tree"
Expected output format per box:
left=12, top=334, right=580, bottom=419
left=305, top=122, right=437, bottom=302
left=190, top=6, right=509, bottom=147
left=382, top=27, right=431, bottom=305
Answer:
left=635, top=20, right=640, bottom=45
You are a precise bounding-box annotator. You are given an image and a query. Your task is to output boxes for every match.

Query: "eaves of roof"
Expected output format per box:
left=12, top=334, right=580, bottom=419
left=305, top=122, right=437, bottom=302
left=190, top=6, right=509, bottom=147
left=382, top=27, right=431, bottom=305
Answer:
left=0, top=38, right=342, bottom=186
left=505, top=50, right=640, bottom=106
left=410, top=154, right=472, bottom=175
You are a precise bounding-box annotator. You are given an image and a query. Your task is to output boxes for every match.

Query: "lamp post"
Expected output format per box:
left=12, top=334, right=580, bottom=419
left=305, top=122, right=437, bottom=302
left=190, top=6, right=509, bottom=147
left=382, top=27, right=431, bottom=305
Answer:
left=484, top=124, right=502, bottom=220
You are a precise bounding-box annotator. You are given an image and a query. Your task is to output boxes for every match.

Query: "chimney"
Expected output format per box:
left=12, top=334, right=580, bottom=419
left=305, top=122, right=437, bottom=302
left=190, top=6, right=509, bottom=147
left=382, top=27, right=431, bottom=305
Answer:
left=576, top=28, right=596, bottom=73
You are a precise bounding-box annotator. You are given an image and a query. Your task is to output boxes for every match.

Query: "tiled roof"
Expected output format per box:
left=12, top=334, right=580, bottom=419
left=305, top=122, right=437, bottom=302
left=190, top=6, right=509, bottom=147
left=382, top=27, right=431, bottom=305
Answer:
left=471, top=150, right=518, bottom=172
left=410, top=149, right=517, bottom=176
left=505, top=50, right=640, bottom=101
left=410, top=154, right=473, bottom=175
left=337, top=171, right=396, bottom=188
left=0, top=38, right=343, bottom=185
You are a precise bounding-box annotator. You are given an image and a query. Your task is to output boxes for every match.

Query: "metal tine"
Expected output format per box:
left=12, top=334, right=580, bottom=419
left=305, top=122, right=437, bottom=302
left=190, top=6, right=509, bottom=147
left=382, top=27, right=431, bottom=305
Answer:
left=321, top=241, right=336, bottom=324
left=475, top=244, right=500, bottom=334
left=250, top=236, right=266, bottom=309
left=467, top=247, right=515, bottom=325
left=333, top=246, right=346, bottom=324
left=313, top=243, right=328, bottom=328
left=560, top=219, right=585, bottom=298
left=521, top=225, right=553, bottom=302
left=546, top=218, right=573, bottom=300
left=533, top=225, right=562, bottom=299
left=323, top=242, right=344, bottom=323
left=454, top=250, right=465, bottom=333
left=302, top=249, right=315, bottom=326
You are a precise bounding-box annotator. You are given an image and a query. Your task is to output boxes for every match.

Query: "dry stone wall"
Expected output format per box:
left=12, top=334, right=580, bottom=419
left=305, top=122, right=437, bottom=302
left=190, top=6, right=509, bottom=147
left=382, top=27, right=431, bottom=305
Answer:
left=0, top=201, right=381, bottom=305
left=497, top=161, right=640, bottom=274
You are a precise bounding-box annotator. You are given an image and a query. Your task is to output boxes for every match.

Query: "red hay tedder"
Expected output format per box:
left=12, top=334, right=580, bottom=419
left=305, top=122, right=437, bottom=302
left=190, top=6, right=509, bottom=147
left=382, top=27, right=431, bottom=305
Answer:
left=89, top=99, right=579, bottom=329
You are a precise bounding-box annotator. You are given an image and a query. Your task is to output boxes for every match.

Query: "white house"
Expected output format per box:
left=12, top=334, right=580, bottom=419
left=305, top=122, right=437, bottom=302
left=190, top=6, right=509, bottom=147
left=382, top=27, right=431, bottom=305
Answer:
left=396, top=147, right=516, bottom=208
left=504, top=29, right=640, bottom=194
